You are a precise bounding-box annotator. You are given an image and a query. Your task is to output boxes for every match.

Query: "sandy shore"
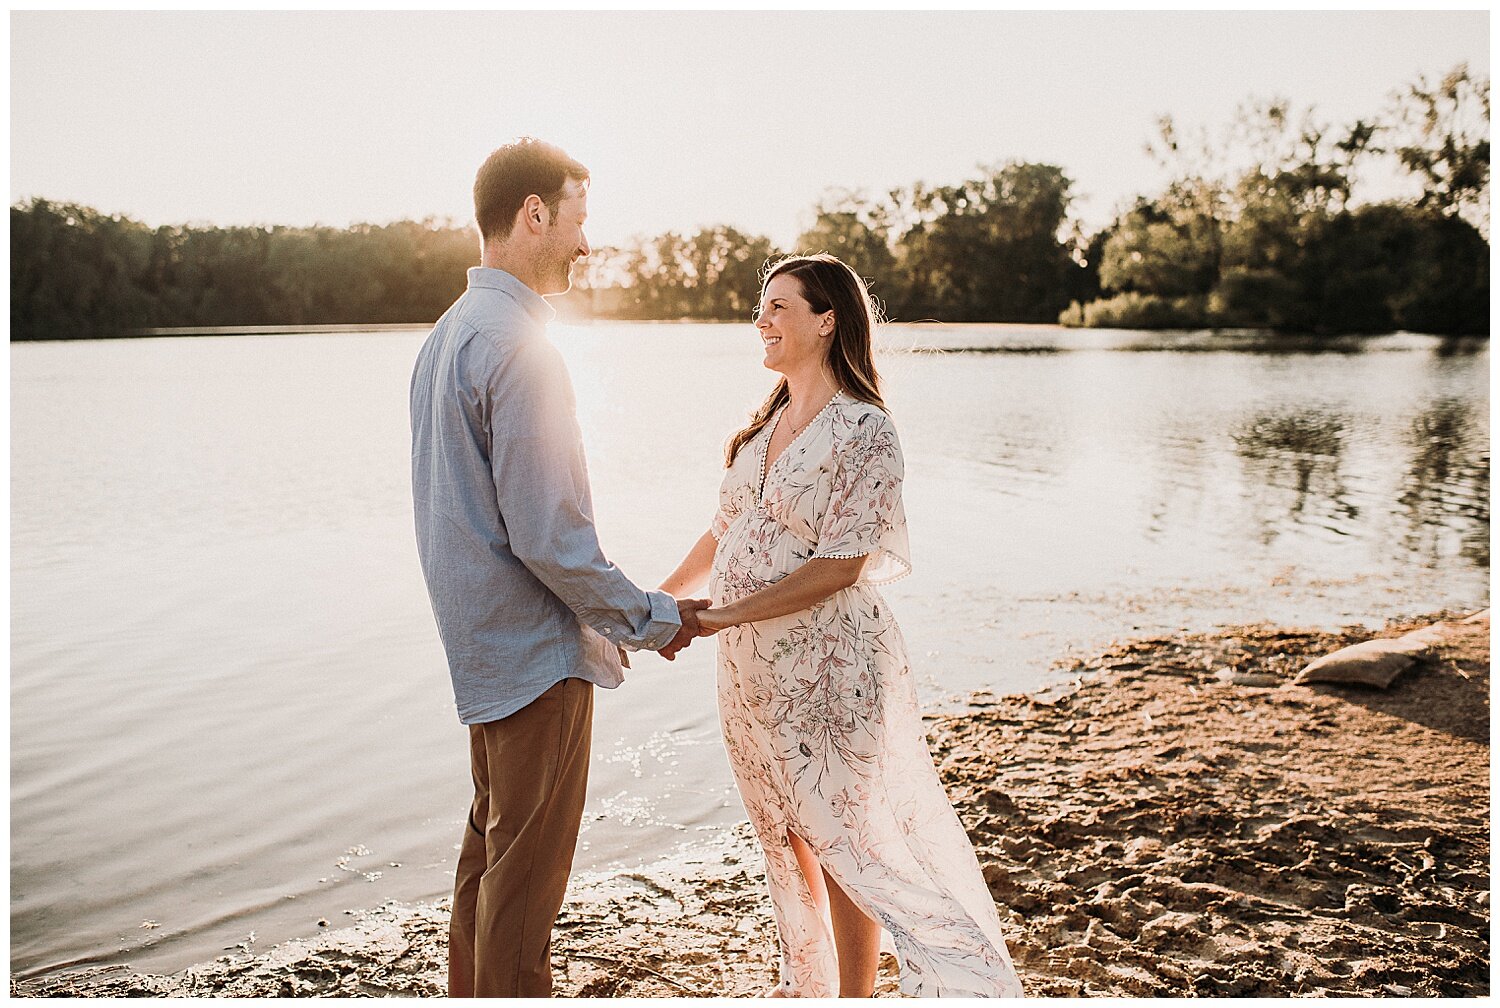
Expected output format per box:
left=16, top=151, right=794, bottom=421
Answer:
left=14, top=610, right=1488, bottom=997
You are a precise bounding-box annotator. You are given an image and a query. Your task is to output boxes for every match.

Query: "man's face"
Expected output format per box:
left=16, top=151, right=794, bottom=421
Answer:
left=537, top=181, right=590, bottom=296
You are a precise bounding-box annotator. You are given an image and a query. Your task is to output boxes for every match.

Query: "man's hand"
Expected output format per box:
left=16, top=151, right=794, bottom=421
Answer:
left=660, top=598, right=710, bottom=661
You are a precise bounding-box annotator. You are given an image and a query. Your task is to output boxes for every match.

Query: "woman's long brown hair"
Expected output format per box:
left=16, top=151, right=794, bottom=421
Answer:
left=725, top=254, right=886, bottom=467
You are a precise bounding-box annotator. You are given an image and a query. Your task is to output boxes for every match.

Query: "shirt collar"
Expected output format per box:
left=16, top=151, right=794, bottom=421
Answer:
left=466, top=267, right=557, bottom=325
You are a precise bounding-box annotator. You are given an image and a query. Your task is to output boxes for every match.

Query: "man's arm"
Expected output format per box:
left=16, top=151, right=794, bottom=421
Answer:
left=479, top=334, right=688, bottom=654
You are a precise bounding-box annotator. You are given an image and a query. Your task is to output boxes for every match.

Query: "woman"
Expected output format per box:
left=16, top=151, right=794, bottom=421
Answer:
left=659, top=255, right=1023, bottom=998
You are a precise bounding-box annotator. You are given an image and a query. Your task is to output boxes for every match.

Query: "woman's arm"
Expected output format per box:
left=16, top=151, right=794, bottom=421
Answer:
left=698, top=555, right=868, bottom=633
left=658, top=529, right=719, bottom=598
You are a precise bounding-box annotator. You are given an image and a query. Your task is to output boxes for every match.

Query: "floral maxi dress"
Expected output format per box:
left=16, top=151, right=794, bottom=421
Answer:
left=709, top=393, right=1024, bottom=998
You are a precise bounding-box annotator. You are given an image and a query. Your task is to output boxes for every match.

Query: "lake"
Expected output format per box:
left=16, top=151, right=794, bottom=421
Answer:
left=10, top=323, right=1488, bottom=979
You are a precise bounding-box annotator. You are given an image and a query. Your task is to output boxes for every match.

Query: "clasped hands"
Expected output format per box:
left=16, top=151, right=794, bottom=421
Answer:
left=658, top=598, right=733, bottom=660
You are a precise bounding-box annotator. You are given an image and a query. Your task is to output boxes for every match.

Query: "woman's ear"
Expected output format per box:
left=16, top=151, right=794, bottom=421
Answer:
left=820, top=312, right=835, bottom=337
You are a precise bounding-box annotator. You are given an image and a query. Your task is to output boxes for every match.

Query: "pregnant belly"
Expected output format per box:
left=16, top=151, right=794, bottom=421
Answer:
left=711, top=517, right=812, bottom=606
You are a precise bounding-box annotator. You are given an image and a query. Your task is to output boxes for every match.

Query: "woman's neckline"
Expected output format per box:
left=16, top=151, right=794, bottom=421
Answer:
left=757, top=390, right=845, bottom=502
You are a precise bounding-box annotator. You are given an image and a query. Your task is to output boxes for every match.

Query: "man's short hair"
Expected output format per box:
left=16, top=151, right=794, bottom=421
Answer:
left=473, top=138, right=590, bottom=244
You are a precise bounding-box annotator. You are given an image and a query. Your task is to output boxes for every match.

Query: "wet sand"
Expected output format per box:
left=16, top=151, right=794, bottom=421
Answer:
left=14, top=610, right=1488, bottom=997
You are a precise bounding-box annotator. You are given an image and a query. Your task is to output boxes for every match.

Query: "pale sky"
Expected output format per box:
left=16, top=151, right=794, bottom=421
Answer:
left=9, top=10, right=1491, bottom=248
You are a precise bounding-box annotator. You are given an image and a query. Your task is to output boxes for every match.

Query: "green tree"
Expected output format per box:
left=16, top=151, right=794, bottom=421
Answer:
left=1093, top=114, right=1230, bottom=310
left=1098, top=195, right=1220, bottom=299
left=890, top=162, right=1085, bottom=321
left=679, top=226, right=778, bottom=318
left=11, top=200, right=155, bottom=338
left=1387, top=63, right=1490, bottom=229
left=795, top=189, right=897, bottom=299
left=1072, top=83, right=1486, bottom=336
left=607, top=227, right=778, bottom=320
left=1213, top=100, right=1379, bottom=330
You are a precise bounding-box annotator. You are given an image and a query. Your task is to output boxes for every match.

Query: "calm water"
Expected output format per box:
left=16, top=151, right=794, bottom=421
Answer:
left=11, top=324, right=1488, bottom=978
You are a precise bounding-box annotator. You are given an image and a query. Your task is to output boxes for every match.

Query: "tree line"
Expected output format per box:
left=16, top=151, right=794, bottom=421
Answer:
left=9, top=210, right=479, bottom=340
left=1062, top=65, right=1489, bottom=335
left=11, top=64, right=1487, bottom=340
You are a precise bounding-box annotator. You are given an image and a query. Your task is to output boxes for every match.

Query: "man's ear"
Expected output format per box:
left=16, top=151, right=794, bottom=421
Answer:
left=519, top=194, right=547, bottom=235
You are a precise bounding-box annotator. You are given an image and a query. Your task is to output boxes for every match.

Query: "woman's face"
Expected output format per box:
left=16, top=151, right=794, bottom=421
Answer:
left=755, top=274, right=832, bottom=377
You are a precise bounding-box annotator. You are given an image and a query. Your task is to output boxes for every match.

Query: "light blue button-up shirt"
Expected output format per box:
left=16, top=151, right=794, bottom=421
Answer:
left=411, top=267, right=680, bottom=724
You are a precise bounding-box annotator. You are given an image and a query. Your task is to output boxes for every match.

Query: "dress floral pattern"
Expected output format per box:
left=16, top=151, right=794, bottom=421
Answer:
left=709, top=393, right=1024, bottom=998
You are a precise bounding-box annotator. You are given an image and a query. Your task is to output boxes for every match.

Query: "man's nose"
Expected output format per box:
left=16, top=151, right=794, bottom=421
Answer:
left=577, top=233, right=591, bottom=257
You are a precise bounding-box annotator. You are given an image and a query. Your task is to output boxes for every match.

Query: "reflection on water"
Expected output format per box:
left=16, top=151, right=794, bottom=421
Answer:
left=1233, top=409, right=1359, bottom=544
left=1141, top=427, right=1211, bottom=540
left=1435, top=336, right=1491, bottom=358
left=1400, top=400, right=1490, bottom=566
left=1234, top=409, right=1349, bottom=459
left=1228, top=399, right=1490, bottom=566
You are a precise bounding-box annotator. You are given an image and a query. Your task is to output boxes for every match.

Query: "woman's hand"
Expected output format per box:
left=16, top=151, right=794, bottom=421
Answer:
left=697, top=606, right=735, bottom=635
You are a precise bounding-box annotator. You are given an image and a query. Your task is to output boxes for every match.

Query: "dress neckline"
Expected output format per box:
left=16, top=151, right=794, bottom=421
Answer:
left=757, top=391, right=845, bottom=503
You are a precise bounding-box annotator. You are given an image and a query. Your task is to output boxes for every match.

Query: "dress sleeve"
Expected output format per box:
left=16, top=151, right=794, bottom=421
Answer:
left=811, top=412, right=912, bottom=584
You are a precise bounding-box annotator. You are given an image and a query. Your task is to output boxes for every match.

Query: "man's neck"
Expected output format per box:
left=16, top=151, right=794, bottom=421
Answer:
left=480, top=245, right=541, bottom=294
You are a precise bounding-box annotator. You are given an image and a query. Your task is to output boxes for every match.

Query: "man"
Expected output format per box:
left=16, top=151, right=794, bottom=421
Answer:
left=410, top=137, right=706, bottom=998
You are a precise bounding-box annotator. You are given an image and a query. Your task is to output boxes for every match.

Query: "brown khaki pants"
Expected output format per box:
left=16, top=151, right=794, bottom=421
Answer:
left=448, top=676, right=593, bottom=997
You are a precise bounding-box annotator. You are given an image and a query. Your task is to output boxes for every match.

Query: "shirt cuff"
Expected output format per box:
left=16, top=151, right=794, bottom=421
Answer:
left=623, top=589, right=682, bottom=652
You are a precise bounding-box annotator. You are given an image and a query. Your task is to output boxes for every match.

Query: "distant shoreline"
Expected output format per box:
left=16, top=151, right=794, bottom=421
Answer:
left=63, top=319, right=1069, bottom=339
left=122, top=323, right=434, bottom=338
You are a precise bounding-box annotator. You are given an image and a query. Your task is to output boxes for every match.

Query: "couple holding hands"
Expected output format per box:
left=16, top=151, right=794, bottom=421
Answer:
left=411, top=138, right=1022, bottom=998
